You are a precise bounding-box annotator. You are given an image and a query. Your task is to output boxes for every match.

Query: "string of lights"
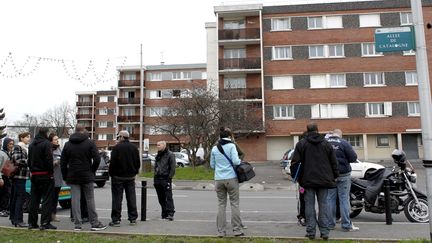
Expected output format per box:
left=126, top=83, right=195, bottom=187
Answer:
left=0, top=52, right=127, bottom=87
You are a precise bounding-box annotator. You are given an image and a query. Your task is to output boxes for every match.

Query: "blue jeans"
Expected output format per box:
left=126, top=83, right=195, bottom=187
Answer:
left=327, top=173, right=352, bottom=229
left=304, top=187, right=329, bottom=237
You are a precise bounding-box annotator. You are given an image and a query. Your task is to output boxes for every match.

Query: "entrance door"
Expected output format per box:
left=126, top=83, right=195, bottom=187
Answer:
left=402, top=134, right=419, bottom=159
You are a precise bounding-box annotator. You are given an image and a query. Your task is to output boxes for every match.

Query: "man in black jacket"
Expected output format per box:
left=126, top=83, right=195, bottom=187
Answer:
left=61, top=125, right=106, bottom=231
left=108, top=130, right=140, bottom=227
left=28, top=127, right=56, bottom=230
left=291, top=123, right=338, bottom=240
left=154, top=141, right=176, bottom=221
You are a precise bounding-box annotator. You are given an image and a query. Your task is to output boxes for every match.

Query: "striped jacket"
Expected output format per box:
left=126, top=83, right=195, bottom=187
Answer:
left=12, top=144, right=30, bottom=179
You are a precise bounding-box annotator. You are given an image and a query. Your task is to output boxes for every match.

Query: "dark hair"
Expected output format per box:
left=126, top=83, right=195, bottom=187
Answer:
left=38, top=127, right=50, bottom=138
left=75, top=124, right=85, bottom=133
left=219, top=126, right=231, bottom=139
left=306, top=122, right=318, bottom=132
left=48, top=132, right=58, bottom=142
left=18, top=132, right=31, bottom=141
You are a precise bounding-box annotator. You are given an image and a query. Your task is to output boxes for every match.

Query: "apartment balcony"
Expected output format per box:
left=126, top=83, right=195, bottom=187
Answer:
left=76, top=101, right=94, bottom=107
left=118, top=98, right=141, bottom=105
left=219, top=88, right=262, bottom=100
left=85, top=127, right=93, bottom=132
left=219, top=58, right=261, bottom=73
left=219, top=28, right=260, bottom=40
left=117, top=115, right=141, bottom=123
left=129, top=133, right=141, bottom=140
left=76, top=114, right=93, bottom=119
left=118, top=80, right=140, bottom=87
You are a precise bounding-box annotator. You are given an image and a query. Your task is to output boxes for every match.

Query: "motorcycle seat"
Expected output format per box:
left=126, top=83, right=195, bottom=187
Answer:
left=352, top=178, right=374, bottom=188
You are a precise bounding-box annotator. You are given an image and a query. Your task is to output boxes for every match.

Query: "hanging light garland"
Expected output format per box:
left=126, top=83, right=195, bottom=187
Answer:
left=0, top=52, right=127, bottom=87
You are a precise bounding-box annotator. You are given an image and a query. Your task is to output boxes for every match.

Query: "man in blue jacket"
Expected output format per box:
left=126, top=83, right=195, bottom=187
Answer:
left=326, top=129, right=358, bottom=232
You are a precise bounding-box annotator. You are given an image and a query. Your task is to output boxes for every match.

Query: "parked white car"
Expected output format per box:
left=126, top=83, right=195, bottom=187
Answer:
left=283, top=149, right=384, bottom=179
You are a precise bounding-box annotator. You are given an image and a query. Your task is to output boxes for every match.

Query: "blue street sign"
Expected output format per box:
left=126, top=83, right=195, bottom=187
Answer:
left=375, top=27, right=415, bottom=52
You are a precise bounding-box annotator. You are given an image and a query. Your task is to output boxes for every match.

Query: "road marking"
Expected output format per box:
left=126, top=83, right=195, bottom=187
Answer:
left=240, top=196, right=297, bottom=199
left=136, top=193, right=188, bottom=198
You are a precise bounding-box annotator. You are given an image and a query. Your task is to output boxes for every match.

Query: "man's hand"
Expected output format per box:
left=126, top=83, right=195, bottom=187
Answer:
left=0, top=178, right=4, bottom=187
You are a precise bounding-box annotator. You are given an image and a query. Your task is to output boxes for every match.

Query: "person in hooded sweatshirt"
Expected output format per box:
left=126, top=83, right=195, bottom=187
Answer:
left=61, top=124, right=107, bottom=231
left=0, top=137, right=14, bottom=218
left=28, top=127, right=56, bottom=230
left=290, top=122, right=338, bottom=241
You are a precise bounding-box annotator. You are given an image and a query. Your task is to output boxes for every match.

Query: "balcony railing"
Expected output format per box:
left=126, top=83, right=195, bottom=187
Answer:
left=117, top=115, right=140, bottom=122
left=219, top=58, right=261, bottom=70
left=219, top=88, right=262, bottom=100
left=118, top=98, right=140, bottom=105
left=118, top=80, right=140, bottom=87
left=129, top=134, right=140, bottom=140
left=219, top=28, right=260, bottom=40
left=76, top=101, right=94, bottom=106
left=76, top=114, right=93, bottom=119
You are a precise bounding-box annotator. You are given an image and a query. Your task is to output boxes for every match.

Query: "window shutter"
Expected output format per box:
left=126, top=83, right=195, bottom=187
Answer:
left=384, top=102, right=392, bottom=116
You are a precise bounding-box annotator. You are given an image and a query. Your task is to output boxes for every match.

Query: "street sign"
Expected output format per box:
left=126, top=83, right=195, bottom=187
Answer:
left=375, top=26, right=415, bottom=52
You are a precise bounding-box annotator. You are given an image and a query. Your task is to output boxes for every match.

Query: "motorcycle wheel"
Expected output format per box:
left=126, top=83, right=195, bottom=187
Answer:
left=350, top=190, right=363, bottom=218
left=404, top=197, right=429, bottom=223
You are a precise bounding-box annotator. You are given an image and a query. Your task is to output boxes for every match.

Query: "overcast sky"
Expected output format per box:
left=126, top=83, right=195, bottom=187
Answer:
left=0, top=0, right=352, bottom=124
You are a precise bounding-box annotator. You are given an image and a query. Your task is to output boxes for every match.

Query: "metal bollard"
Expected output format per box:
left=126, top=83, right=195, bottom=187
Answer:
left=383, top=179, right=392, bottom=225
left=141, top=180, right=147, bottom=221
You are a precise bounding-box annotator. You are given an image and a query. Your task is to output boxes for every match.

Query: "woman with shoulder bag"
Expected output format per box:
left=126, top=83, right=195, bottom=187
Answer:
left=0, top=138, right=14, bottom=218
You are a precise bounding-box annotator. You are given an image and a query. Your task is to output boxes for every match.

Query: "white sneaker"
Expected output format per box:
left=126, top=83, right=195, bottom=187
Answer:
left=343, top=224, right=359, bottom=232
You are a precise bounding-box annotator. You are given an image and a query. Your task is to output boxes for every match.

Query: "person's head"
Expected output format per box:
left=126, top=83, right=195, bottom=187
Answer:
left=48, top=132, right=59, bottom=145
left=306, top=122, right=318, bottom=133
left=116, top=130, right=129, bottom=141
left=2, top=138, right=14, bottom=152
left=332, top=129, right=342, bottom=138
left=156, top=141, right=167, bottom=151
left=38, top=127, right=50, bottom=139
left=18, top=132, right=31, bottom=145
left=219, top=127, right=231, bottom=139
left=75, top=124, right=86, bottom=133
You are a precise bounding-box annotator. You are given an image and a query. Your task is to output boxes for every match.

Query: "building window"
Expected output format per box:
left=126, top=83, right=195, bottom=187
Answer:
left=98, top=96, right=108, bottom=102
left=311, top=104, right=348, bottom=118
left=310, top=74, right=346, bottom=88
left=271, top=17, right=291, bottom=31
left=183, top=71, right=191, bottom=79
left=272, top=46, right=292, bottom=60
left=309, top=45, right=344, bottom=58
left=149, top=72, right=161, bottom=81
left=223, top=19, right=245, bottom=29
left=149, top=107, right=167, bottom=117
left=307, top=15, right=342, bottom=29
left=123, top=125, right=134, bottom=135
left=149, top=90, right=162, bottom=99
left=359, top=14, right=381, bottom=27
left=108, top=96, right=115, bottom=102
left=344, top=135, right=363, bottom=148
left=122, top=72, right=136, bottom=80
left=364, top=72, right=385, bottom=86
left=79, top=109, right=90, bottom=115
left=172, top=90, right=181, bottom=98
left=98, top=121, right=107, bottom=128
left=308, top=16, right=323, bottom=29
left=224, top=77, right=246, bottom=89
left=405, top=71, right=418, bottom=86
left=224, top=48, right=246, bottom=59
left=408, top=102, right=420, bottom=116
left=273, top=105, right=294, bottom=119
left=367, top=102, right=392, bottom=117
left=172, top=71, right=191, bottom=80
left=123, top=108, right=135, bottom=116
left=98, top=108, right=107, bottom=115
left=272, top=76, right=293, bottom=90
left=400, top=12, right=413, bottom=25
left=361, top=43, right=383, bottom=56
left=124, top=91, right=135, bottom=98
left=376, top=135, right=390, bottom=147
left=98, top=134, right=107, bottom=141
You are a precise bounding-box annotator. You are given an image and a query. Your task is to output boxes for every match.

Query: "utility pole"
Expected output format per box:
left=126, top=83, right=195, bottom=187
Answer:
left=410, top=0, right=432, bottom=240
left=139, top=44, right=144, bottom=168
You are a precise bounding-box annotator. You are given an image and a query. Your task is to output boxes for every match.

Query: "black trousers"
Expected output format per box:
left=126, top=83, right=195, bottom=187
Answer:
left=0, top=175, right=11, bottom=212
left=111, top=178, right=138, bottom=222
left=9, top=178, right=26, bottom=224
left=28, top=177, right=54, bottom=226
left=154, top=178, right=175, bottom=218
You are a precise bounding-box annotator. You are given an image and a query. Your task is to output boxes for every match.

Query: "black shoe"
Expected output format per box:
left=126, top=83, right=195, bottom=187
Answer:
left=28, top=224, right=39, bottom=230
left=305, top=234, right=315, bottom=240
left=15, top=222, right=29, bottom=228
left=109, top=221, right=121, bottom=227
left=40, top=224, right=57, bottom=230
left=321, top=235, right=329, bottom=241
left=91, top=222, right=107, bottom=231
left=0, top=210, right=9, bottom=217
left=165, top=215, right=174, bottom=221
left=129, top=220, right=137, bottom=225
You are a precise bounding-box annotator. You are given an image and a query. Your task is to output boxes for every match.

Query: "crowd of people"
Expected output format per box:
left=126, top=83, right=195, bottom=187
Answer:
left=0, top=122, right=361, bottom=240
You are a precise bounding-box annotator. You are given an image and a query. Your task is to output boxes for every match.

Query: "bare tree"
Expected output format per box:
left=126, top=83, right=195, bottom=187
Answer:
left=13, top=113, right=41, bottom=135
left=39, top=101, right=76, bottom=137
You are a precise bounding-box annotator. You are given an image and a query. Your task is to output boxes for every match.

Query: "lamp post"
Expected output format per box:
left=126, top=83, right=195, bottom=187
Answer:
left=410, top=0, right=432, bottom=240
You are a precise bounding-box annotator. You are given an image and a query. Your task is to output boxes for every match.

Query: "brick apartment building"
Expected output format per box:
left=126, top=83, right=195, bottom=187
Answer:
left=117, top=63, right=207, bottom=153
left=208, top=0, right=432, bottom=161
left=76, top=90, right=117, bottom=149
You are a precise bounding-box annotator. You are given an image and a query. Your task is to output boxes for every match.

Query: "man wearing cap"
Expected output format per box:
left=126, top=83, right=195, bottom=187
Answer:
left=108, top=130, right=140, bottom=227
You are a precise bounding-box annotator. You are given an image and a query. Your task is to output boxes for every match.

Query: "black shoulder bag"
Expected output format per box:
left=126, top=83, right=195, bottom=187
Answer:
left=217, top=144, right=255, bottom=183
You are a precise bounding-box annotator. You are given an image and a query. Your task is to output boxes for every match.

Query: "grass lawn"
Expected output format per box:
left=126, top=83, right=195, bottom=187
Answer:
left=140, top=165, right=214, bottom=180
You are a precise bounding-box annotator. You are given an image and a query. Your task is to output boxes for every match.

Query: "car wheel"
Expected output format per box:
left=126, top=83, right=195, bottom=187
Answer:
left=177, top=163, right=184, bottom=168
left=96, top=181, right=106, bottom=188
left=59, top=199, right=71, bottom=209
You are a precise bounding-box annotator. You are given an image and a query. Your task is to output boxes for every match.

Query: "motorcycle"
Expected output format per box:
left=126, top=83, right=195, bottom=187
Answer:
left=349, top=149, right=429, bottom=223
